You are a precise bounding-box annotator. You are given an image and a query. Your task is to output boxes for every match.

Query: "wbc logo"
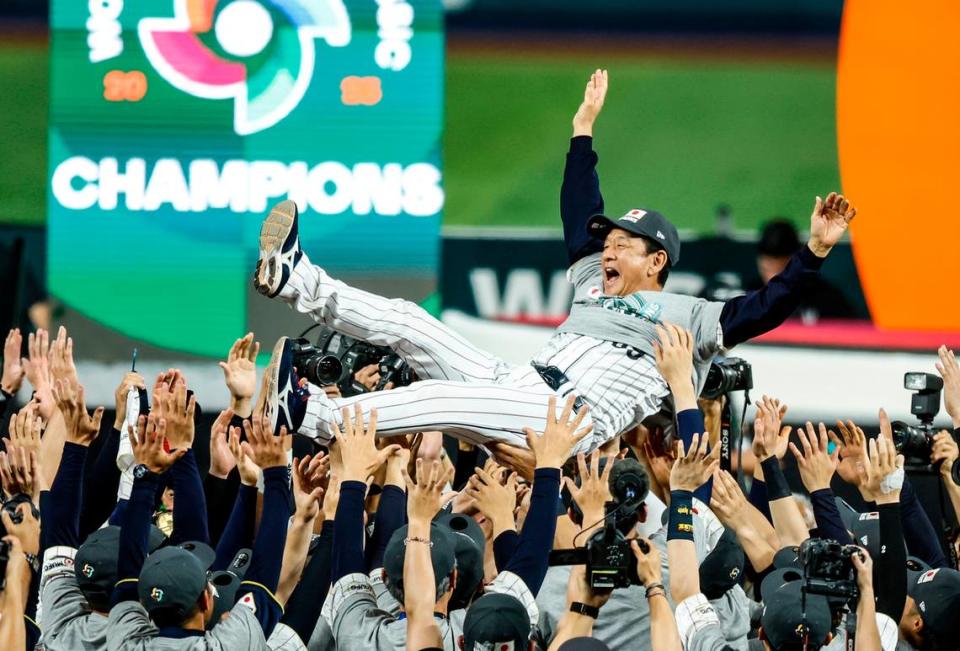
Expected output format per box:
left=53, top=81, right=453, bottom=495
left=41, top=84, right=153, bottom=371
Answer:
left=139, top=0, right=352, bottom=135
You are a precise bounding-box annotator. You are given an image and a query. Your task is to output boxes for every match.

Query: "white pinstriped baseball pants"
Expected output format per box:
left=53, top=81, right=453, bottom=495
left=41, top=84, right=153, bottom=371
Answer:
left=278, top=253, right=596, bottom=450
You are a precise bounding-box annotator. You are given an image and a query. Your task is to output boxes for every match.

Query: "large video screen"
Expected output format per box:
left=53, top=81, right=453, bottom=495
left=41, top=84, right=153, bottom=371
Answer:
left=47, top=0, right=444, bottom=357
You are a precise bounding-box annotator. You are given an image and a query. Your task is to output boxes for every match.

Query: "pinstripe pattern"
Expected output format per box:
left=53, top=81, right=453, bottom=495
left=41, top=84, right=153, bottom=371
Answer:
left=283, top=257, right=666, bottom=451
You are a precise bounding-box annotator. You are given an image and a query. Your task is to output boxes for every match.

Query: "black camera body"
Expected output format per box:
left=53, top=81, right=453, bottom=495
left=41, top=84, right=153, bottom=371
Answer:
left=701, top=357, right=753, bottom=400
left=799, top=538, right=859, bottom=603
left=893, top=372, right=944, bottom=465
left=549, top=506, right=650, bottom=590
left=291, top=329, right=417, bottom=396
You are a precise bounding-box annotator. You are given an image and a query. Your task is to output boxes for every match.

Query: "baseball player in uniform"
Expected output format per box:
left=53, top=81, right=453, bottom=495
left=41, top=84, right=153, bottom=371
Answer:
left=253, top=70, right=857, bottom=454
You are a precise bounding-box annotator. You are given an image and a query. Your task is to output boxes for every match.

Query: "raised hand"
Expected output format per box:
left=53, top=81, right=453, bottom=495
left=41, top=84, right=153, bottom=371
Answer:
left=208, top=410, right=236, bottom=479
left=354, top=364, right=387, bottom=392
left=808, top=192, right=857, bottom=257
left=789, top=422, right=840, bottom=492
left=653, top=323, right=696, bottom=407
left=49, top=326, right=79, bottom=387
left=753, top=395, right=789, bottom=462
left=228, top=425, right=260, bottom=486
left=22, top=329, right=54, bottom=420
left=402, top=458, right=453, bottom=524
left=219, top=333, right=260, bottom=417
left=0, top=447, right=43, bottom=501
left=333, top=405, right=399, bottom=482
left=830, top=419, right=870, bottom=490
left=931, top=430, right=959, bottom=480
left=240, top=413, right=288, bottom=470
left=292, top=453, right=327, bottom=521
left=670, top=433, right=720, bottom=492
left=52, top=379, right=103, bottom=446
left=113, top=371, right=146, bottom=431
left=857, top=409, right=904, bottom=505
left=158, top=375, right=196, bottom=450
left=572, top=68, right=608, bottom=137
left=487, top=441, right=536, bottom=482
left=1, top=502, right=40, bottom=556
left=6, top=406, right=43, bottom=456
left=465, top=461, right=518, bottom=537
left=630, top=538, right=663, bottom=589
left=709, top=469, right=749, bottom=526
left=524, top=395, right=593, bottom=469
left=936, top=346, right=960, bottom=428
left=1, top=328, right=24, bottom=395
left=131, top=415, right=186, bottom=474
left=564, top=450, right=614, bottom=528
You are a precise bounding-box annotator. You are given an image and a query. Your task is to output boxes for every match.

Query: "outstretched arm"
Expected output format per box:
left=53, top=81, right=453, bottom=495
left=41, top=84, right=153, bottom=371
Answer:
left=561, top=70, right=608, bottom=265
left=720, top=193, right=857, bottom=347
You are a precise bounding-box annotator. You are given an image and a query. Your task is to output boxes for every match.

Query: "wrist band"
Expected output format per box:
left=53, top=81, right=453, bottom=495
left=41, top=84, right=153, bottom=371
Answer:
left=644, top=582, right=664, bottom=597
left=760, top=457, right=792, bottom=501
left=570, top=602, right=600, bottom=619
left=668, top=490, right=694, bottom=542
left=404, top=537, right=432, bottom=547
left=880, top=467, right=905, bottom=494
left=646, top=588, right=666, bottom=600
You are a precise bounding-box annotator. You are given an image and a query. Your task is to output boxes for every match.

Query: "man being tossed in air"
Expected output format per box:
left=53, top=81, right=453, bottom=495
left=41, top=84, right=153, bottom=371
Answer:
left=253, top=69, right=856, bottom=455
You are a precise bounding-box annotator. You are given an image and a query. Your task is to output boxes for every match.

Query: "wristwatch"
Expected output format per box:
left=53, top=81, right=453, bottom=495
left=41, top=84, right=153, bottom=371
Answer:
left=569, top=602, right=600, bottom=619
left=133, top=464, right=151, bottom=480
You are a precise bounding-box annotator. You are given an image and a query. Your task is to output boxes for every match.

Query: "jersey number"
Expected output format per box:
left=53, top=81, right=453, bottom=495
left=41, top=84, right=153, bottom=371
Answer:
left=612, top=342, right=644, bottom=360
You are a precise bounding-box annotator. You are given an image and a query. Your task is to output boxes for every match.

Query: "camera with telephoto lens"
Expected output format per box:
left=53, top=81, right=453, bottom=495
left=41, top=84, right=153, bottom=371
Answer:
left=890, top=372, right=943, bottom=464
left=700, top=357, right=753, bottom=400
left=291, top=329, right=417, bottom=397
left=549, top=459, right=650, bottom=590
left=799, top=538, right=860, bottom=603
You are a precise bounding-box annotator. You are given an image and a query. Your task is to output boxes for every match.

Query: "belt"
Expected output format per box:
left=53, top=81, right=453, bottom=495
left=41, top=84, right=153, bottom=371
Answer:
left=531, top=363, right=586, bottom=413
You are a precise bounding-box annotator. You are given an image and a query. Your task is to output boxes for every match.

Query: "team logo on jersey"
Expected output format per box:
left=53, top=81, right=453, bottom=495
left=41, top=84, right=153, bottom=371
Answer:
left=150, top=587, right=164, bottom=602
left=81, top=563, right=95, bottom=578
left=139, top=0, right=351, bottom=135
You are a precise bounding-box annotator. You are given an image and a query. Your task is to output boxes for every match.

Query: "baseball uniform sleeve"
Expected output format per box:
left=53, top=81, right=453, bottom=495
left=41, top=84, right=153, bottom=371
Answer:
left=105, top=601, right=159, bottom=649
left=209, top=600, right=271, bottom=650
left=675, top=593, right=728, bottom=651
left=560, top=136, right=605, bottom=265
left=39, top=547, right=90, bottom=642
left=567, top=253, right=603, bottom=297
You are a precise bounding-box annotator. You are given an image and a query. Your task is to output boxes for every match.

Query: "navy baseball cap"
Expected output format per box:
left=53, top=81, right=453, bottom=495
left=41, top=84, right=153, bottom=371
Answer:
left=138, top=542, right=216, bottom=618
left=75, top=525, right=166, bottom=605
left=761, top=581, right=832, bottom=650
left=462, top=593, right=531, bottom=651
left=907, top=567, right=960, bottom=649
left=587, top=208, right=681, bottom=265
left=383, top=522, right=456, bottom=599
left=433, top=511, right=485, bottom=610
left=699, top=527, right=745, bottom=600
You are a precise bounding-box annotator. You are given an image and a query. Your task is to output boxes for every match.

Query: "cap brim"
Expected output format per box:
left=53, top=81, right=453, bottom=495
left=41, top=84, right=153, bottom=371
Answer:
left=178, top=541, right=216, bottom=570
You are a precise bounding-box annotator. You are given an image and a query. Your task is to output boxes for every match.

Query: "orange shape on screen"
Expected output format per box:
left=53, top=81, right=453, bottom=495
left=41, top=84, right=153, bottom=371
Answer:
left=340, top=76, right=383, bottom=106
left=837, top=0, right=960, bottom=330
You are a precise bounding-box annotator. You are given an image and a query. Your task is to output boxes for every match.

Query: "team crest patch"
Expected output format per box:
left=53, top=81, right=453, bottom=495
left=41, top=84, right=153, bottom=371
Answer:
left=917, top=569, right=939, bottom=584
left=150, top=587, right=164, bottom=602
left=619, top=209, right=646, bottom=223
left=81, top=563, right=95, bottom=579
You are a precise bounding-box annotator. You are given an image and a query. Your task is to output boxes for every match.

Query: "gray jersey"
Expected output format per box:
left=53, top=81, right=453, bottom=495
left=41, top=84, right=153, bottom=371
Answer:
left=39, top=545, right=109, bottom=651
left=106, top=600, right=267, bottom=650
left=558, top=252, right=725, bottom=392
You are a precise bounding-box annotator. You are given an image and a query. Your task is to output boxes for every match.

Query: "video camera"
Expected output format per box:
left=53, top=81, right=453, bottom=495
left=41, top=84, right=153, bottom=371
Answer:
left=291, top=328, right=417, bottom=397
left=799, top=538, right=860, bottom=605
left=700, top=357, right=753, bottom=400
left=890, top=372, right=945, bottom=467
left=549, top=459, right=650, bottom=590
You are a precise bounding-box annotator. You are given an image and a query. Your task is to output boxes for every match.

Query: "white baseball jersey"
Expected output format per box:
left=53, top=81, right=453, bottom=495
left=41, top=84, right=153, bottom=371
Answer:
left=280, top=251, right=723, bottom=451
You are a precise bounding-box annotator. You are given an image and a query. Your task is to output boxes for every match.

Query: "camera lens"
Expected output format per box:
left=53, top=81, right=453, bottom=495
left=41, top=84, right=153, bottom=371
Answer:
left=302, top=355, right=344, bottom=386
left=890, top=421, right=933, bottom=460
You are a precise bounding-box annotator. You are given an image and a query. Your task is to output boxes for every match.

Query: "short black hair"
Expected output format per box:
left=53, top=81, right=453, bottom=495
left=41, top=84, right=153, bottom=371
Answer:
left=758, top=219, right=801, bottom=258
left=639, top=236, right=670, bottom=286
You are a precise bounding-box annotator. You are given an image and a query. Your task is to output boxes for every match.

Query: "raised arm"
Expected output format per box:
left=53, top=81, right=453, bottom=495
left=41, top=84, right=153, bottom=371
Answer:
left=719, top=193, right=857, bottom=347
left=561, top=69, right=608, bottom=265
left=788, top=422, right=851, bottom=545
left=755, top=396, right=809, bottom=546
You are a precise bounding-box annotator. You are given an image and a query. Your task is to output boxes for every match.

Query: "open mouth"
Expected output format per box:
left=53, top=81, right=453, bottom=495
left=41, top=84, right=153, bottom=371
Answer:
left=603, top=267, right=621, bottom=285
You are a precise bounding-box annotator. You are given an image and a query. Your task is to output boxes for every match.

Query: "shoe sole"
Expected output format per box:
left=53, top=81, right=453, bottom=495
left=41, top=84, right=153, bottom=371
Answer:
left=257, top=200, right=298, bottom=294
left=261, top=336, right=287, bottom=433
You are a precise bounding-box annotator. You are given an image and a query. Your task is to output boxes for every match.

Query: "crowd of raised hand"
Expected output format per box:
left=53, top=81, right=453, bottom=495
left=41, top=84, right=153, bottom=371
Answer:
left=0, top=323, right=958, bottom=650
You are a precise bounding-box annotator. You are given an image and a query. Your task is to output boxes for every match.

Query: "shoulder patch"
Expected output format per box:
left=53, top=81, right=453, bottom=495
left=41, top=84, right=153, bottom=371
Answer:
left=238, top=592, right=257, bottom=614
